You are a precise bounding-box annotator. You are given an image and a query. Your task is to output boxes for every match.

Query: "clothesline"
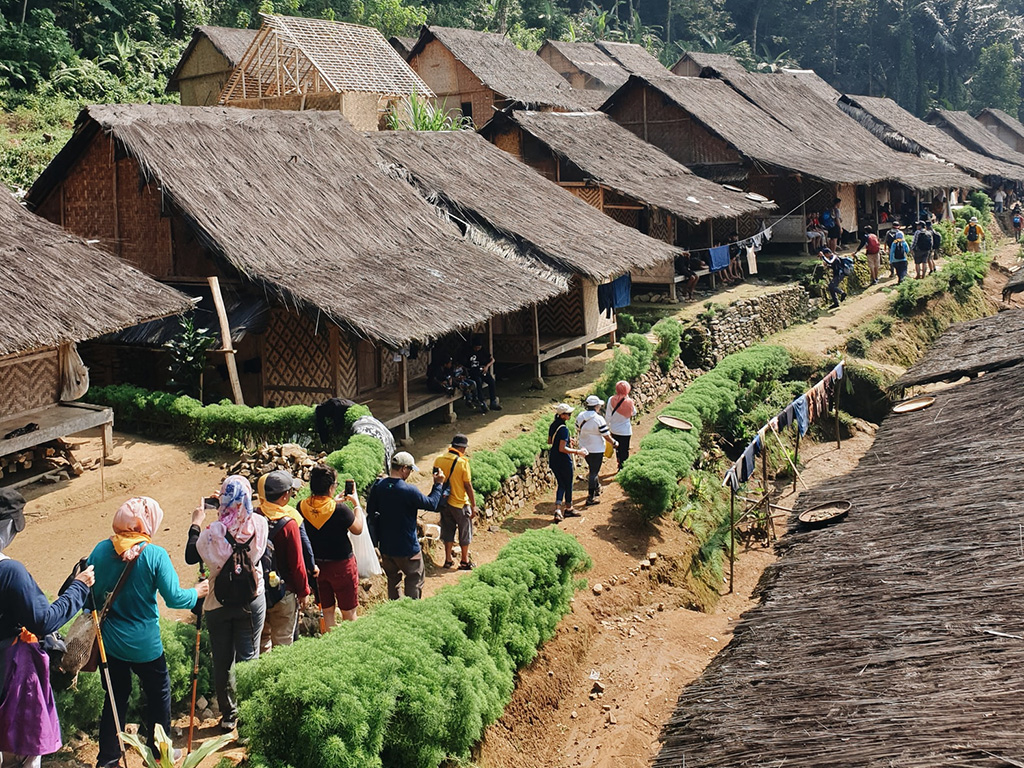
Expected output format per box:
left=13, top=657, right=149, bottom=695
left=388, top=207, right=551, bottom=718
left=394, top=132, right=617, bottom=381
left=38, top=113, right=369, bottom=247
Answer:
left=722, top=360, right=845, bottom=491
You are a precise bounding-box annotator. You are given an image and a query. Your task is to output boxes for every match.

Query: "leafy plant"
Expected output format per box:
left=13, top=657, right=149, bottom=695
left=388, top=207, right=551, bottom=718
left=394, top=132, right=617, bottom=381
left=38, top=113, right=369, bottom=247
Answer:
left=123, top=725, right=233, bottom=768
left=651, top=317, right=683, bottom=372
left=165, top=315, right=217, bottom=400
left=387, top=91, right=474, bottom=130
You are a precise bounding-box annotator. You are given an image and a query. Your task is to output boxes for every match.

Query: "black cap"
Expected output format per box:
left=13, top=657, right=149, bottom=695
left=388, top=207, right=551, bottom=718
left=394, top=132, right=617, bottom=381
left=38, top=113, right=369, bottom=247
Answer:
left=451, top=433, right=469, bottom=449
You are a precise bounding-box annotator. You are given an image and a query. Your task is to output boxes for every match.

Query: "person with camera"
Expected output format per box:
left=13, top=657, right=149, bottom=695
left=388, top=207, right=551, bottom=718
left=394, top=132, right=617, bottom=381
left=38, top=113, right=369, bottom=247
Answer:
left=366, top=452, right=444, bottom=600
left=298, top=465, right=364, bottom=625
left=432, top=434, right=476, bottom=570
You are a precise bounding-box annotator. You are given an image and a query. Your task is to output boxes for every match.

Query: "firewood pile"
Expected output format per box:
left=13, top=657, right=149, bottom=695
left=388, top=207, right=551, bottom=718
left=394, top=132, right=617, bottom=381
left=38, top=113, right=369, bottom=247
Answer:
left=223, top=443, right=328, bottom=483
left=0, top=439, right=89, bottom=482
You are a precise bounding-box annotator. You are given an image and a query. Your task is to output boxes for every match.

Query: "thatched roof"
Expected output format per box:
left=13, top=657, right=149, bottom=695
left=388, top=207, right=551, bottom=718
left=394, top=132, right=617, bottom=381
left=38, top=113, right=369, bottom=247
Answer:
left=539, top=41, right=632, bottom=90
left=671, top=51, right=748, bottom=77
left=780, top=68, right=841, bottom=104
left=167, top=25, right=258, bottom=92
left=371, top=129, right=677, bottom=279
left=0, top=193, right=192, bottom=357
left=929, top=108, right=1024, bottom=169
left=976, top=107, right=1024, bottom=146
left=711, top=70, right=979, bottom=190
left=388, top=35, right=416, bottom=59
left=408, top=26, right=586, bottom=110
left=656, top=355, right=1024, bottom=768
left=596, top=41, right=671, bottom=80
left=1003, top=267, right=1024, bottom=302
left=840, top=95, right=1024, bottom=181
left=480, top=110, right=771, bottom=224
left=895, top=309, right=1022, bottom=388
left=28, top=105, right=564, bottom=349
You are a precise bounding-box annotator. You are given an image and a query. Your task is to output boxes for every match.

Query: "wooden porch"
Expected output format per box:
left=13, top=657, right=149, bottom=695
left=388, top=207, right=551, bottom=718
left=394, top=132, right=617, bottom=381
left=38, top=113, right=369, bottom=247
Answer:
left=0, top=401, right=114, bottom=480
left=357, top=364, right=462, bottom=441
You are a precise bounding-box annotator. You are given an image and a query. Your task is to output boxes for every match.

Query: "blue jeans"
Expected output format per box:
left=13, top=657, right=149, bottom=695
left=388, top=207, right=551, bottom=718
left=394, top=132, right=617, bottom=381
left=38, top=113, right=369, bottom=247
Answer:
left=205, top=596, right=265, bottom=722
left=893, top=260, right=908, bottom=282
left=97, top=654, right=171, bottom=767
left=550, top=460, right=573, bottom=506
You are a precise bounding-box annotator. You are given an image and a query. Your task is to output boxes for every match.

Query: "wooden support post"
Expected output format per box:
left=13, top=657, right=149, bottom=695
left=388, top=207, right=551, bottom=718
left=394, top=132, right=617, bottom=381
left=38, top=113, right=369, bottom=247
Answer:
left=793, top=429, right=800, bottom=493
left=729, top=487, right=735, bottom=594
left=208, top=276, right=244, bottom=405
left=101, top=420, right=113, bottom=460
left=487, top=318, right=495, bottom=381
left=531, top=304, right=544, bottom=389
left=799, top=176, right=810, bottom=256
left=398, top=353, right=411, bottom=445
left=761, top=440, right=770, bottom=541
left=835, top=378, right=842, bottom=450
left=329, top=325, right=341, bottom=397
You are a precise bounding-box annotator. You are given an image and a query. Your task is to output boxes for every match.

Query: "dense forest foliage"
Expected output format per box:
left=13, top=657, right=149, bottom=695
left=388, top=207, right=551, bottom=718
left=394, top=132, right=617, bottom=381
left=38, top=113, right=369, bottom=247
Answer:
left=1, top=0, right=1022, bottom=190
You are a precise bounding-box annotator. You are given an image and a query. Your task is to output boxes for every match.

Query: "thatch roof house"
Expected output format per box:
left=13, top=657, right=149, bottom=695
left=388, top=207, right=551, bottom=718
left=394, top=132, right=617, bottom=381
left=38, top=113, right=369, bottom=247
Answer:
left=656, top=332, right=1024, bottom=768
left=975, top=108, right=1024, bottom=155
left=26, top=105, right=563, bottom=434
left=0, top=192, right=190, bottom=468
left=669, top=50, right=747, bottom=78
left=537, top=40, right=670, bottom=95
left=405, top=26, right=587, bottom=124
left=388, top=35, right=417, bottom=59
left=372, top=129, right=678, bottom=377
left=928, top=108, right=1024, bottom=170
left=479, top=109, right=772, bottom=296
left=839, top=94, right=1024, bottom=183
left=779, top=68, right=841, bottom=104
left=218, top=14, right=431, bottom=130
left=167, top=25, right=258, bottom=106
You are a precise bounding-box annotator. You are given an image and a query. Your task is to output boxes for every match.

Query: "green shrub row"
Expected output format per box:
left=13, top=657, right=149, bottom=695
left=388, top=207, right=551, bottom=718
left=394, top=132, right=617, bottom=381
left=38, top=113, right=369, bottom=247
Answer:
left=594, top=333, right=653, bottom=400
left=892, top=249, right=989, bottom=317
left=236, top=527, right=591, bottom=768
left=651, top=317, right=683, bottom=372
left=618, top=345, right=791, bottom=520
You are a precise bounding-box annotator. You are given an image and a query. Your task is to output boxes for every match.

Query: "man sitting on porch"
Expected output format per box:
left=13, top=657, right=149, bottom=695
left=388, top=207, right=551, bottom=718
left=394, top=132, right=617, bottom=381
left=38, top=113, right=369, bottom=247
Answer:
left=466, top=338, right=501, bottom=412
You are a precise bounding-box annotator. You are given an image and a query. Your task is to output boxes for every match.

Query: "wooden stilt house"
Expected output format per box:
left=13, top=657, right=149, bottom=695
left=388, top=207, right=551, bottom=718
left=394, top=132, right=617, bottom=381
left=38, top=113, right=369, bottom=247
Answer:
left=975, top=108, right=1024, bottom=155
left=371, top=129, right=679, bottom=380
left=670, top=51, right=749, bottom=78
left=479, top=110, right=772, bottom=297
left=0, top=192, right=190, bottom=473
left=26, top=105, right=562, bottom=438
left=166, top=26, right=258, bottom=106
left=218, top=14, right=431, bottom=130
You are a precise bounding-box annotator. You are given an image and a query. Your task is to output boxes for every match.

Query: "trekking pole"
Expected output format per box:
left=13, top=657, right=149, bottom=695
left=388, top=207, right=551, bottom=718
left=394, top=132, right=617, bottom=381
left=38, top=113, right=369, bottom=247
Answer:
left=90, top=591, right=127, bottom=767
left=311, top=575, right=328, bottom=636
left=187, top=568, right=207, bottom=754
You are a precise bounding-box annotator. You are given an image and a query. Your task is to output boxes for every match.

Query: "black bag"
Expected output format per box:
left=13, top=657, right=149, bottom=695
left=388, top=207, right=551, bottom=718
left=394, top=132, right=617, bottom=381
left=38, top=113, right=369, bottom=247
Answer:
left=967, top=224, right=979, bottom=242
left=931, top=230, right=942, bottom=249
left=260, top=518, right=290, bottom=609
left=915, top=232, right=932, bottom=252
left=214, top=532, right=258, bottom=607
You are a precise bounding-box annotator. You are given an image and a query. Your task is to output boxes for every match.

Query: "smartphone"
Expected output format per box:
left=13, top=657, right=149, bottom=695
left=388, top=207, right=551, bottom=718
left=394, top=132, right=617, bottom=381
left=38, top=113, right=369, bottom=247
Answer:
left=344, top=479, right=355, bottom=496
left=204, top=496, right=220, bottom=510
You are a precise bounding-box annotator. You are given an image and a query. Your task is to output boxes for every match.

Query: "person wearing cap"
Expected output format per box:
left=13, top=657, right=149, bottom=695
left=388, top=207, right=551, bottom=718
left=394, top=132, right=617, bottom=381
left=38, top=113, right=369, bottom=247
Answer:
left=889, top=230, right=909, bottom=284
left=548, top=404, right=586, bottom=521
left=884, top=222, right=903, bottom=279
left=0, top=489, right=95, bottom=768
left=963, top=216, right=985, bottom=253
left=432, top=434, right=476, bottom=570
left=366, top=452, right=445, bottom=599
left=576, top=396, right=617, bottom=506
left=910, top=220, right=932, bottom=280
left=819, top=247, right=847, bottom=309
left=254, top=471, right=311, bottom=652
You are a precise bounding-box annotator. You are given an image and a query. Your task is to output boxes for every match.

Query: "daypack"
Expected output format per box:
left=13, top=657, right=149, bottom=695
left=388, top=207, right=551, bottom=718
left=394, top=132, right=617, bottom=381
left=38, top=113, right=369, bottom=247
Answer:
left=214, top=532, right=258, bottom=607
left=1013, top=215, right=1022, bottom=228
left=260, top=517, right=291, bottom=608
left=821, top=209, right=835, bottom=228
left=891, top=241, right=908, bottom=262
left=931, top=230, right=942, bottom=249
left=915, top=231, right=932, bottom=252
left=839, top=256, right=854, bottom=276
left=967, top=223, right=979, bottom=241
left=865, top=233, right=880, bottom=254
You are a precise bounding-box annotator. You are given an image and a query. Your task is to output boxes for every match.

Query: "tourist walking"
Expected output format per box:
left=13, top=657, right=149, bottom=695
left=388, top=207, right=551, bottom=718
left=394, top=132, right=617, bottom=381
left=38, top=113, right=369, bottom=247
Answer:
left=606, top=381, right=636, bottom=472
left=963, top=217, right=985, bottom=253
left=852, top=225, right=882, bottom=285
left=433, top=434, right=476, bottom=570
left=994, top=187, right=1006, bottom=213
left=820, top=248, right=847, bottom=308
left=189, top=476, right=266, bottom=733
left=926, top=220, right=941, bottom=275
left=90, top=497, right=207, bottom=760
left=548, top=404, right=585, bottom=522
left=298, top=465, right=363, bottom=625
left=576, top=395, right=617, bottom=506
left=366, top=452, right=444, bottom=599
left=911, top=221, right=932, bottom=279
left=1012, top=204, right=1022, bottom=242
left=822, top=198, right=842, bottom=252
left=889, top=231, right=909, bottom=284
left=0, top=489, right=95, bottom=768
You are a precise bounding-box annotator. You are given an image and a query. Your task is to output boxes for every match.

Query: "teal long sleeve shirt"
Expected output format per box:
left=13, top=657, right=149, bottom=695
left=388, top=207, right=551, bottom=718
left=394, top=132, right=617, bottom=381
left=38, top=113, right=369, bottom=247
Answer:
left=87, top=539, right=198, bottom=663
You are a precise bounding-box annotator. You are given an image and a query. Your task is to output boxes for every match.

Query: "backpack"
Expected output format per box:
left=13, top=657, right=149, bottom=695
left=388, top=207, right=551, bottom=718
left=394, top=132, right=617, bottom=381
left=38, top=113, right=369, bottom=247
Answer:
left=839, top=256, right=854, bottom=276
left=214, top=532, right=258, bottom=607
left=915, top=231, right=932, bottom=252
left=1013, top=214, right=1022, bottom=228
left=891, top=241, right=908, bottom=262
left=865, top=233, right=880, bottom=254
left=260, top=517, right=291, bottom=609
left=821, top=209, right=835, bottom=228
left=931, top=230, right=942, bottom=249
left=967, top=223, right=979, bottom=241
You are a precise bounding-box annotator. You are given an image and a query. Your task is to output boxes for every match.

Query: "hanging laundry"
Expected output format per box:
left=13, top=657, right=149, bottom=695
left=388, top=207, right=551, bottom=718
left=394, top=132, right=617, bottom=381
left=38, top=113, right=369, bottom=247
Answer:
left=738, top=439, right=758, bottom=483
left=708, top=244, right=731, bottom=272
left=752, top=233, right=763, bottom=249
left=835, top=361, right=844, bottom=380
left=793, top=395, right=809, bottom=436
left=597, top=273, right=632, bottom=317
left=763, top=225, right=773, bottom=241
left=746, top=246, right=758, bottom=275
left=776, top=402, right=794, bottom=430
left=724, top=465, right=740, bottom=491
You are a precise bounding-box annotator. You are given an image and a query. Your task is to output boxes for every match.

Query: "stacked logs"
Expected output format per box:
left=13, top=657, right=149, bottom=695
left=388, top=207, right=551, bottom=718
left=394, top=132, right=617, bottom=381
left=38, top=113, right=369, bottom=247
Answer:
left=0, top=440, right=84, bottom=481
left=223, top=443, right=327, bottom=483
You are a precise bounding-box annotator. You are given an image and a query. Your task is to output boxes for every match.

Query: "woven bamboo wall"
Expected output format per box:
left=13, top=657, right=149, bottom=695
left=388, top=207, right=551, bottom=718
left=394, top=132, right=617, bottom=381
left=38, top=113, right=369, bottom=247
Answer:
left=408, top=41, right=495, bottom=125
left=60, top=134, right=116, bottom=245
left=491, top=127, right=523, bottom=160
left=177, top=38, right=234, bottom=106
left=538, top=277, right=584, bottom=336
left=837, top=183, right=858, bottom=233
left=0, top=349, right=60, bottom=420
left=565, top=185, right=603, bottom=210
left=380, top=348, right=429, bottom=386
left=583, top=278, right=616, bottom=335
left=262, top=308, right=335, bottom=406
left=116, top=152, right=173, bottom=276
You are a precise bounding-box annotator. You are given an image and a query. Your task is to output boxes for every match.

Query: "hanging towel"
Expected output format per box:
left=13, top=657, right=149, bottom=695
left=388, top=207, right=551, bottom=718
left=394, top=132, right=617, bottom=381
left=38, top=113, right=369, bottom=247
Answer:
left=764, top=225, right=773, bottom=241
left=776, top=403, right=794, bottom=430
left=835, top=361, right=844, bottom=380
left=738, top=440, right=757, bottom=483
left=746, top=246, right=759, bottom=275
left=708, top=245, right=731, bottom=272
left=598, top=273, right=632, bottom=317
left=793, top=395, right=809, bottom=436
left=724, top=465, right=740, bottom=491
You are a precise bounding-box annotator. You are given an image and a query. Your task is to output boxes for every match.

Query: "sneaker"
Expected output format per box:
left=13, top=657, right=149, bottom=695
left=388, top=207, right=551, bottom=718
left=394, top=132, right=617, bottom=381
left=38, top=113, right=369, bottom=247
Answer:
left=458, top=561, right=475, bottom=571
left=564, top=508, right=581, bottom=517
left=490, top=402, right=502, bottom=411
left=584, top=497, right=599, bottom=507
left=870, top=279, right=878, bottom=285
left=830, top=301, right=840, bottom=309
left=220, top=717, right=237, bottom=732
left=839, top=291, right=847, bottom=301
left=479, top=403, right=489, bottom=414
left=553, top=509, right=564, bottom=522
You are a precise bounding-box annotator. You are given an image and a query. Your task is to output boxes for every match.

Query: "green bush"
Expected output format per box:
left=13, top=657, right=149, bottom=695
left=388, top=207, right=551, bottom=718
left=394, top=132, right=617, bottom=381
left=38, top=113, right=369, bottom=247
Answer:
left=651, top=317, right=683, bottom=372
left=968, top=191, right=992, bottom=219
left=594, top=333, right=653, bottom=400
left=934, top=219, right=960, bottom=259
left=236, top=528, right=591, bottom=768
left=325, top=434, right=386, bottom=494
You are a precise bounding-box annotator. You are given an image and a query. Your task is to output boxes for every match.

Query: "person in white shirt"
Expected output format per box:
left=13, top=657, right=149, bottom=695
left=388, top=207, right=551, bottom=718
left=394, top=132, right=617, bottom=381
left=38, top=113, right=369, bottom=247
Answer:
left=575, top=395, right=617, bottom=506
left=604, top=380, right=637, bottom=472
left=994, top=187, right=1006, bottom=213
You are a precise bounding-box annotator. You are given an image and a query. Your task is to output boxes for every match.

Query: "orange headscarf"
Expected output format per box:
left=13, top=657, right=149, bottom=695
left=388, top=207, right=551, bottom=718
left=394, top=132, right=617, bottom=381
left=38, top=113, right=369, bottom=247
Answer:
left=110, top=496, right=163, bottom=561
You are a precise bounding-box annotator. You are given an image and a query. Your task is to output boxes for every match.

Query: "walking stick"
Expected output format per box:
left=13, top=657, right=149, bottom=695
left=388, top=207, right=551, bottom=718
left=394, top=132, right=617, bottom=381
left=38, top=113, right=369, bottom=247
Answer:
left=311, top=575, right=328, bottom=636
left=187, top=569, right=207, bottom=754
left=90, top=591, right=127, bottom=767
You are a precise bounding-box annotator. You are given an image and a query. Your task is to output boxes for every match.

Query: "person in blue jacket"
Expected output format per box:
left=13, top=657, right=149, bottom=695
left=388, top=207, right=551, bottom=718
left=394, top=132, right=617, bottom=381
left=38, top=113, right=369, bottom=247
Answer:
left=88, top=497, right=208, bottom=768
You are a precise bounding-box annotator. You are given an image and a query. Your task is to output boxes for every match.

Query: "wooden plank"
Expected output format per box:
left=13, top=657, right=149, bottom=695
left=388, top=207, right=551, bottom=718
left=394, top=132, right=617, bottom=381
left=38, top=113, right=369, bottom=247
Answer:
left=207, top=275, right=244, bottom=405
left=0, top=404, right=112, bottom=457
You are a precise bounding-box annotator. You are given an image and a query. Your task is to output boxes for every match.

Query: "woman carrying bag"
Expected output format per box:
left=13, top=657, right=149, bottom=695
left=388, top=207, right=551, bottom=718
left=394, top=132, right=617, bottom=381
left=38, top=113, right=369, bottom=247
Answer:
left=605, top=381, right=637, bottom=473
left=88, top=497, right=206, bottom=768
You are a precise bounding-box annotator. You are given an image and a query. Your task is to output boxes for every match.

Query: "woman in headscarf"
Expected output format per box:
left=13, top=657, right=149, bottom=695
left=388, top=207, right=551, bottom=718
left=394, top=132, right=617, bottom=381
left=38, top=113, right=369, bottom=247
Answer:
left=191, top=476, right=267, bottom=733
left=0, top=489, right=94, bottom=768
left=605, top=381, right=637, bottom=473
left=88, top=497, right=206, bottom=768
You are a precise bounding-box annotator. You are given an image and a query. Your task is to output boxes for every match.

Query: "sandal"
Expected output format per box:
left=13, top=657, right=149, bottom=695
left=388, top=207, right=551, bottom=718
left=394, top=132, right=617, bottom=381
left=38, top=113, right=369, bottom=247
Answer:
left=554, top=509, right=564, bottom=522
left=564, top=508, right=581, bottom=517
left=458, top=561, right=475, bottom=571
left=442, top=560, right=454, bottom=569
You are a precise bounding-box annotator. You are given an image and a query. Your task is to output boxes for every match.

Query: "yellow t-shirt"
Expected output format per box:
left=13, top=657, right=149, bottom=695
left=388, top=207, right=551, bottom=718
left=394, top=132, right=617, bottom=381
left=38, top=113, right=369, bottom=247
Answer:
left=433, top=449, right=472, bottom=508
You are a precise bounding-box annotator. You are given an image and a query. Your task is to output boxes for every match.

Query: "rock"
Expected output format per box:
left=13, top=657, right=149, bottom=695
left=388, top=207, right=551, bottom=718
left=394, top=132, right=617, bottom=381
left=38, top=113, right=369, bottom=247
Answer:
left=570, top=711, right=577, bottom=719
left=592, top=680, right=606, bottom=694
left=602, top=704, right=611, bottom=712
left=196, top=696, right=208, bottom=711
left=544, top=356, right=586, bottom=376
left=639, top=560, right=651, bottom=570
left=607, top=712, right=617, bottom=725
left=647, top=551, right=658, bottom=562
left=592, top=583, right=603, bottom=595
left=200, top=708, right=214, bottom=721
left=488, top=525, right=501, bottom=533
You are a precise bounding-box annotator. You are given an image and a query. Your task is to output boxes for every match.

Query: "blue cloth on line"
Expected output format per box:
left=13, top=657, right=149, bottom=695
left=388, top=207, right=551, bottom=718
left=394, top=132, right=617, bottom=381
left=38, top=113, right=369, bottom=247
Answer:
left=738, top=435, right=762, bottom=483
left=597, top=273, right=632, bottom=317
left=793, top=395, right=809, bottom=437
left=724, top=466, right=740, bottom=491
left=708, top=245, right=731, bottom=272
left=776, top=403, right=794, bottom=430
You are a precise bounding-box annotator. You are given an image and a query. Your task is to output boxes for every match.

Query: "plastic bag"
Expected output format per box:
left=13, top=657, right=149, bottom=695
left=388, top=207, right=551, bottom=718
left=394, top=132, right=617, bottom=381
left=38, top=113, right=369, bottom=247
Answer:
left=0, top=630, right=62, bottom=756
left=349, top=524, right=382, bottom=578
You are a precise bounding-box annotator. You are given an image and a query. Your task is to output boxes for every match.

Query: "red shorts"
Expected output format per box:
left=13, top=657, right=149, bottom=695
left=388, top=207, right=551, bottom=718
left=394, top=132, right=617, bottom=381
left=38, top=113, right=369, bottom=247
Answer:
left=317, top=557, right=359, bottom=612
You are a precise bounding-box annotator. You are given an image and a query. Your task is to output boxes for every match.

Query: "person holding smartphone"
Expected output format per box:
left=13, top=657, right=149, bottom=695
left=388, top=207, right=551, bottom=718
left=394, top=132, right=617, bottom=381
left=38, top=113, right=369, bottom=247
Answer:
left=297, top=465, right=364, bottom=626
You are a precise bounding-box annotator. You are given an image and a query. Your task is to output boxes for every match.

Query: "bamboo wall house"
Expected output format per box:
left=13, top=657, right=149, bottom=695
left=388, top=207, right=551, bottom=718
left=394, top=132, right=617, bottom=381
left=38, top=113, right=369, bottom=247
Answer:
left=479, top=109, right=772, bottom=296
left=25, top=105, right=565, bottom=437
left=0, top=192, right=190, bottom=470
left=166, top=25, right=258, bottom=106
left=370, top=129, right=679, bottom=378
left=405, top=25, right=588, bottom=123
left=840, top=95, right=1024, bottom=185
left=537, top=39, right=670, bottom=95
left=218, top=14, right=431, bottom=130
left=975, top=108, right=1024, bottom=154
left=655, top=314, right=1024, bottom=768
left=928, top=108, right=1024, bottom=171
left=669, top=50, right=749, bottom=78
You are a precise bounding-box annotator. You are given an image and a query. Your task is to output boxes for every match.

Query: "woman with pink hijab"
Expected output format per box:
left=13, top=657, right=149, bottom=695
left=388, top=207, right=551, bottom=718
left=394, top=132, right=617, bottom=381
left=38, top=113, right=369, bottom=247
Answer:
left=605, top=381, right=637, bottom=472
left=190, top=475, right=267, bottom=733
left=87, top=497, right=207, bottom=768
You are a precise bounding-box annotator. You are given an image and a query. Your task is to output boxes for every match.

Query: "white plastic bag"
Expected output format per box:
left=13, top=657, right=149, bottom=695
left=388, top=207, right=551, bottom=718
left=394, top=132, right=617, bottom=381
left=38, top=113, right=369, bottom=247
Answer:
left=349, top=524, right=382, bottom=578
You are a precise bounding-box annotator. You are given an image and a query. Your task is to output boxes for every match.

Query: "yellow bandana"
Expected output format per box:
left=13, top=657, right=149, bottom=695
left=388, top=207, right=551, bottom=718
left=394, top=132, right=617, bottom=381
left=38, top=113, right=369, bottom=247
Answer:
left=299, top=496, right=336, bottom=530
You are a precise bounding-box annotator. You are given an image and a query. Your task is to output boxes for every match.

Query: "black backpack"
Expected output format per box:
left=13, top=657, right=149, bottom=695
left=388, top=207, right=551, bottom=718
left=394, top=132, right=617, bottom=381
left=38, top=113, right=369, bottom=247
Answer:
left=214, top=532, right=258, bottom=607
left=967, top=223, right=979, bottom=241
left=915, top=231, right=932, bottom=252
left=260, top=517, right=291, bottom=608
left=931, top=230, right=942, bottom=249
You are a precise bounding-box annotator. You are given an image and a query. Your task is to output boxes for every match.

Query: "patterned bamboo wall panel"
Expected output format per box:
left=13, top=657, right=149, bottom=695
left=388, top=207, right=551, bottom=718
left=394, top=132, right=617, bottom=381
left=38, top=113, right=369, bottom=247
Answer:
left=262, top=309, right=333, bottom=406
left=337, top=332, right=356, bottom=396
left=606, top=207, right=639, bottom=229
left=538, top=278, right=583, bottom=336
left=0, top=350, right=60, bottom=420
left=492, top=128, right=522, bottom=159
left=565, top=185, right=602, bottom=210
left=648, top=209, right=674, bottom=243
